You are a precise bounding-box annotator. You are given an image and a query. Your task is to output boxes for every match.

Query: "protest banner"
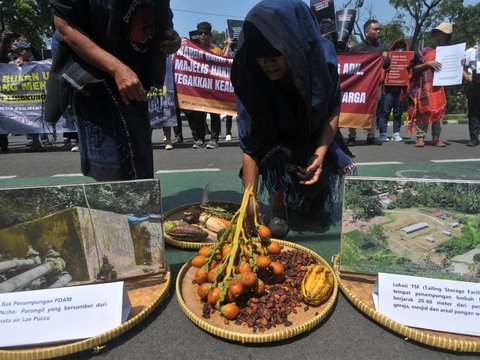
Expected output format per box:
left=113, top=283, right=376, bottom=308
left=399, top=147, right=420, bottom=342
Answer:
left=1, top=46, right=384, bottom=133
left=338, top=52, right=384, bottom=128
left=173, top=38, right=236, bottom=116
left=384, top=51, right=414, bottom=86
left=189, top=30, right=200, bottom=44
left=148, top=56, right=177, bottom=129
left=226, top=19, right=243, bottom=51
left=0, top=59, right=176, bottom=134
left=336, top=9, right=356, bottom=49
left=0, top=61, right=53, bottom=134
left=310, top=0, right=335, bottom=20
left=310, top=0, right=336, bottom=35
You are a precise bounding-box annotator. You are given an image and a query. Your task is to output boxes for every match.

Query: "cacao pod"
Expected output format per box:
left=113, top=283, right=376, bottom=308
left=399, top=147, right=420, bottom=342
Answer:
left=301, top=264, right=334, bottom=306
left=166, top=224, right=208, bottom=242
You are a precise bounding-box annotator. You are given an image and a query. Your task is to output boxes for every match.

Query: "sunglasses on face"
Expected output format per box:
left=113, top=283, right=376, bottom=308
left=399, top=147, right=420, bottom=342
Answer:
left=197, top=31, right=210, bottom=36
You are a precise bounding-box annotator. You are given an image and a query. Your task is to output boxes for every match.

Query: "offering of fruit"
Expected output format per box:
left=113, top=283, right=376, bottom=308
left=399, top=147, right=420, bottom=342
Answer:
left=190, top=185, right=284, bottom=321
left=164, top=199, right=238, bottom=244
left=165, top=222, right=209, bottom=242
left=300, top=264, right=334, bottom=306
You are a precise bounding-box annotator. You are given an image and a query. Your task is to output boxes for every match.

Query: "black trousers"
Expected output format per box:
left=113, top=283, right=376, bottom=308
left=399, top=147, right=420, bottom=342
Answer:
left=466, top=81, right=480, bottom=139
left=0, top=134, right=8, bottom=151
left=186, top=111, right=220, bottom=142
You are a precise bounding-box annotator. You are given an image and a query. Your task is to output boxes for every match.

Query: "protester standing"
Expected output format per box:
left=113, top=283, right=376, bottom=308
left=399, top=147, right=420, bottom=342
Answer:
left=46, top=1, right=181, bottom=180
left=9, top=40, right=46, bottom=151
left=377, top=39, right=410, bottom=142
left=347, top=19, right=390, bottom=146
left=463, top=43, right=479, bottom=146
left=189, top=22, right=224, bottom=150
left=0, top=32, right=16, bottom=153
left=407, top=23, right=452, bottom=148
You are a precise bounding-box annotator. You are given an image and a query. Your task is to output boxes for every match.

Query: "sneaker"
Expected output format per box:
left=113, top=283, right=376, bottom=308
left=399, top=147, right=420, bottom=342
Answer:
left=174, top=135, right=184, bottom=143
left=392, top=133, right=403, bottom=142
left=192, top=140, right=204, bottom=149
left=225, top=134, right=232, bottom=141
left=346, top=137, right=355, bottom=146
left=268, top=217, right=289, bottom=238
left=162, top=135, right=167, bottom=142
left=165, top=141, right=173, bottom=150
left=466, top=139, right=478, bottom=147
left=206, top=140, right=218, bottom=149
left=71, top=146, right=79, bottom=152
left=378, top=133, right=389, bottom=142
left=366, top=136, right=382, bottom=145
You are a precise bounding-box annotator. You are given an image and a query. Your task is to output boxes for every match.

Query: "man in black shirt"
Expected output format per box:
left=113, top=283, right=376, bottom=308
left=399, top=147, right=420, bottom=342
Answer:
left=46, top=1, right=180, bottom=180
left=347, top=19, right=390, bottom=146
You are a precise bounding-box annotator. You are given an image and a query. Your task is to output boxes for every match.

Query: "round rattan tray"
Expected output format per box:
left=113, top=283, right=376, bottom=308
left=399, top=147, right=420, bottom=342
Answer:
left=176, top=240, right=337, bottom=343
left=333, top=256, right=480, bottom=353
left=163, top=201, right=240, bottom=250
left=0, top=272, right=171, bottom=360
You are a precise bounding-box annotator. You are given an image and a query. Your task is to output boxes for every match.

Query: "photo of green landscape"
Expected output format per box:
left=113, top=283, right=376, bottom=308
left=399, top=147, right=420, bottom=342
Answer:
left=340, top=178, right=480, bottom=282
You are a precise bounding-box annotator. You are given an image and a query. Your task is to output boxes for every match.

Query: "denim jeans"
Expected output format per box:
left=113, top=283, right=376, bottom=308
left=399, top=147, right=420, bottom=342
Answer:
left=378, top=90, right=404, bottom=134
left=72, top=83, right=153, bottom=181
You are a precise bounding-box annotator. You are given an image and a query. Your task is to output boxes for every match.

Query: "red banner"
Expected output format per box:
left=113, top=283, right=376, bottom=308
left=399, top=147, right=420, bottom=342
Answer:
left=384, top=51, right=414, bottom=86
left=338, top=52, right=384, bottom=128
left=173, top=42, right=383, bottom=124
left=173, top=38, right=236, bottom=116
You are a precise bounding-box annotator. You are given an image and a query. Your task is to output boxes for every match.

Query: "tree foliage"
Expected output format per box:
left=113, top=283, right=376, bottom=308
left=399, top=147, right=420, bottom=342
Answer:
left=210, top=30, right=226, bottom=49
left=386, top=0, right=480, bottom=50
left=0, top=0, right=52, bottom=49
left=388, top=0, right=445, bottom=50
left=450, top=3, right=480, bottom=46
left=473, top=253, right=480, bottom=263
left=0, top=182, right=161, bottom=229
left=379, top=21, right=405, bottom=49
left=437, top=218, right=480, bottom=259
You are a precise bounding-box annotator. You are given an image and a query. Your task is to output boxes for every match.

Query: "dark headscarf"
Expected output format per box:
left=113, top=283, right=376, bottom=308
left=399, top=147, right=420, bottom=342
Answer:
left=231, top=0, right=340, bottom=156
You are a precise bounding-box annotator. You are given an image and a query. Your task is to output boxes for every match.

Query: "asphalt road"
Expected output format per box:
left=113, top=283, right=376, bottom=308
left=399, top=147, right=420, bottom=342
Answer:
left=1, top=120, right=479, bottom=360
left=0, top=120, right=479, bottom=178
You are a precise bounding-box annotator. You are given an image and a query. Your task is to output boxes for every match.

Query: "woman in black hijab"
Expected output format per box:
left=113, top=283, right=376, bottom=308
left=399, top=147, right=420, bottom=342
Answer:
left=231, top=0, right=355, bottom=238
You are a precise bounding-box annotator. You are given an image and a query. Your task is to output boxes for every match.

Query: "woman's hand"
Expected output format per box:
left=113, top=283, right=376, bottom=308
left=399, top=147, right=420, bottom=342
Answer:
left=428, top=60, right=442, bottom=71
left=298, top=154, right=324, bottom=185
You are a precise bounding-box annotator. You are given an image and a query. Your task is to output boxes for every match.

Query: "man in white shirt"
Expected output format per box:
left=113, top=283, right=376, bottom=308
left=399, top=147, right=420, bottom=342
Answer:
left=463, top=44, right=479, bottom=147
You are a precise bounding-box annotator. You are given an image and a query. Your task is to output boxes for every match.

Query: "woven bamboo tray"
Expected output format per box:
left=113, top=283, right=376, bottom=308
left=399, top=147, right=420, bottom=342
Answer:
left=163, top=201, right=240, bottom=250
left=176, top=240, right=337, bottom=343
left=0, top=272, right=171, bottom=360
left=333, top=256, right=480, bottom=353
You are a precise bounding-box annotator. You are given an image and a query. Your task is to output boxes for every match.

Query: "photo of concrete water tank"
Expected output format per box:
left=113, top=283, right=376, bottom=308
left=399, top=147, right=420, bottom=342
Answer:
left=0, top=180, right=166, bottom=293
left=340, top=178, right=480, bottom=282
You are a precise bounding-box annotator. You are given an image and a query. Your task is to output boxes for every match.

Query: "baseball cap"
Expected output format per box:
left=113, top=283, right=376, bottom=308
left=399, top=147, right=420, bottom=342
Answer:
left=431, top=23, right=452, bottom=35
